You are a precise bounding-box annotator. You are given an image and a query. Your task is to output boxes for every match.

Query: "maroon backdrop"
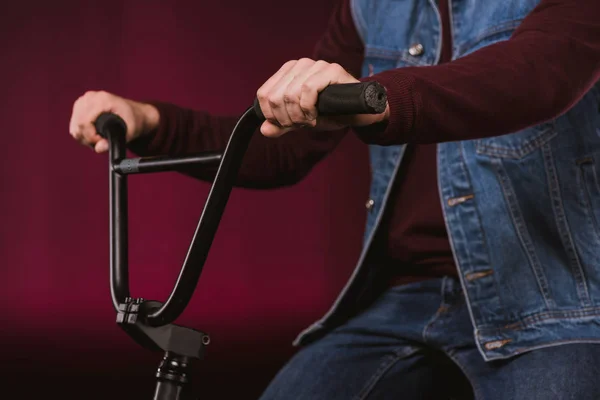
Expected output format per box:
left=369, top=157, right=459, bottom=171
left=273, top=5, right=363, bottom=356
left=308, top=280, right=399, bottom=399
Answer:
left=0, top=1, right=370, bottom=399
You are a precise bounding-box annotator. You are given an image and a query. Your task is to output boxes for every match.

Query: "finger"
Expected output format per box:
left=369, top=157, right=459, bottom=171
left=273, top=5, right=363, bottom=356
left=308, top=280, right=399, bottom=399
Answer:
left=267, top=72, right=298, bottom=130
left=70, top=94, right=105, bottom=147
left=299, top=63, right=348, bottom=122
left=256, top=60, right=297, bottom=122
left=94, top=138, right=109, bottom=153
left=267, top=58, right=316, bottom=131
left=260, top=120, right=294, bottom=138
left=79, top=120, right=103, bottom=147
left=69, top=96, right=87, bottom=141
left=284, top=60, right=329, bottom=127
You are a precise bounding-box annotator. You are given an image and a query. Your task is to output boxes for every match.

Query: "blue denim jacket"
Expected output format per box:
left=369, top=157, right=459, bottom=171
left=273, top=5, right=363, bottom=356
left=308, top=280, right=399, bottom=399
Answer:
left=294, top=0, right=600, bottom=361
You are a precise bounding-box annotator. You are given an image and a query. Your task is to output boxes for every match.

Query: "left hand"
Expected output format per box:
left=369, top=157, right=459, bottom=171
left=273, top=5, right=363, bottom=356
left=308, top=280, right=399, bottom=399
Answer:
left=256, top=58, right=389, bottom=137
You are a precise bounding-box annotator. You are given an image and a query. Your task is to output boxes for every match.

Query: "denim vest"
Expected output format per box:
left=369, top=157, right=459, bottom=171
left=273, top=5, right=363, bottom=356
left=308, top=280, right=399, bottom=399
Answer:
left=295, top=0, right=600, bottom=361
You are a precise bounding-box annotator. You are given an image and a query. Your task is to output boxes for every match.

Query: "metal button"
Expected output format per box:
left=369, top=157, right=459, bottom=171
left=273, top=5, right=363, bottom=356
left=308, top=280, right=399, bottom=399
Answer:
left=365, top=199, right=375, bottom=211
left=409, top=43, right=424, bottom=57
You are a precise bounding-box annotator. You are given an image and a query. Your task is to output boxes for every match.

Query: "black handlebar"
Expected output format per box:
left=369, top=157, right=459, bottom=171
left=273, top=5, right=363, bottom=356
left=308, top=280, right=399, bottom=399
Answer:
left=94, top=82, right=387, bottom=327
left=96, top=81, right=387, bottom=134
left=252, top=81, right=387, bottom=120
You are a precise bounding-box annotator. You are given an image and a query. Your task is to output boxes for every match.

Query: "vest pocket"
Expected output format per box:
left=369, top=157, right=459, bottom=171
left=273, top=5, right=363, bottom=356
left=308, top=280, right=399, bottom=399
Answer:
left=474, top=122, right=558, bottom=159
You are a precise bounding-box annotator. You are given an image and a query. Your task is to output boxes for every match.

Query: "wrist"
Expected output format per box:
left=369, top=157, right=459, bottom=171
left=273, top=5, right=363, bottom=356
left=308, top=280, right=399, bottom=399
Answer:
left=140, top=102, right=160, bottom=135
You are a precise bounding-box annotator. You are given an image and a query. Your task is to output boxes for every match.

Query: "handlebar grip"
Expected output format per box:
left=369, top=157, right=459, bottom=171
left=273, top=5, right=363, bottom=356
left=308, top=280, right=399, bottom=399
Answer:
left=253, top=81, right=387, bottom=121
left=95, top=112, right=127, bottom=139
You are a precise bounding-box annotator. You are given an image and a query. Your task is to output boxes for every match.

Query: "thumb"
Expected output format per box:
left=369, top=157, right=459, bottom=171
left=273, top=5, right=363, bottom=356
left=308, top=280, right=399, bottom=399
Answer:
left=94, top=139, right=109, bottom=153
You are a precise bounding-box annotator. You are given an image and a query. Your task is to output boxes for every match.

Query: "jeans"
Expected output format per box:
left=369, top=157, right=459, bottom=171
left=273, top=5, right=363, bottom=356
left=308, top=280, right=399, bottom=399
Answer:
left=259, top=276, right=600, bottom=399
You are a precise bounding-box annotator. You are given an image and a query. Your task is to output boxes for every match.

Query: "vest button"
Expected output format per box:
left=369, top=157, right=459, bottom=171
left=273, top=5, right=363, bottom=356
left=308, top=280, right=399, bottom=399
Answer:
left=365, top=199, right=375, bottom=210
left=409, top=43, right=424, bottom=56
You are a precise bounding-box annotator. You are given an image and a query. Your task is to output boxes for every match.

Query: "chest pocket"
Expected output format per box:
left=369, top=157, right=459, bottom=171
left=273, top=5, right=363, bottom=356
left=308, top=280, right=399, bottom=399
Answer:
left=475, top=123, right=558, bottom=159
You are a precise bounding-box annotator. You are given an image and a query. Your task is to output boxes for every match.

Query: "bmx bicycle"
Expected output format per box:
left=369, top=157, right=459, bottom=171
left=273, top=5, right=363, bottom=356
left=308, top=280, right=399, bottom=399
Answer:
left=94, top=81, right=387, bottom=400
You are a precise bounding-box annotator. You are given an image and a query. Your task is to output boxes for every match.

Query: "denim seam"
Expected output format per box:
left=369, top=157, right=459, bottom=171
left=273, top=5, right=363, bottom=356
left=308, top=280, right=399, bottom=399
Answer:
left=491, top=157, right=555, bottom=309
left=364, top=48, right=402, bottom=59
left=439, top=143, right=496, bottom=350
left=421, top=277, right=449, bottom=343
left=480, top=307, right=600, bottom=333
left=475, top=128, right=557, bottom=159
left=544, top=144, right=591, bottom=306
left=454, top=143, right=511, bottom=356
left=578, top=160, right=600, bottom=249
left=364, top=48, right=432, bottom=68
left=444, top=350, right=484, bottom=400
left=353, top=346, right=421, bottom=400
left=448, top=0, right=457, bottom=60
left=468, top=172, right=509, bottom=322
left=511, top=339, right=600, bottom=357
left=426, top=0, right=442, bottom=66
left=349, top=0, right=367, bottom=45
left=458, top=143, right=508, bottom=320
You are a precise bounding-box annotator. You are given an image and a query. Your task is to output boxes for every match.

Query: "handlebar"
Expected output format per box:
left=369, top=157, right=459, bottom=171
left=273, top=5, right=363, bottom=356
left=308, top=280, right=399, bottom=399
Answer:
left=94, top=82, right=387, bottom=327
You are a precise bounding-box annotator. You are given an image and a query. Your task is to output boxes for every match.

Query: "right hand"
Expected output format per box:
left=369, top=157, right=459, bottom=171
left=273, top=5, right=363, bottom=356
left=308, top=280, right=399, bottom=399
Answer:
left=69, top=90, right=159, bottom=153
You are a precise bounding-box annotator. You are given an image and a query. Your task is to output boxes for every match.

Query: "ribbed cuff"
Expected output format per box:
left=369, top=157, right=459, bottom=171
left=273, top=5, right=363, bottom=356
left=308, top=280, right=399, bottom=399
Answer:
left=127, top=100, right=173, bottom=156
left=354, top=72, right=419, bottom=145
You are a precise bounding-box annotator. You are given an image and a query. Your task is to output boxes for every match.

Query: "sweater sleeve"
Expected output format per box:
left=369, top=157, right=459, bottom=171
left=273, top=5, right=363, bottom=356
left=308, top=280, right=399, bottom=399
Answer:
left=356, top=0, right=600, bottom=145
left=128, top=0, right=365, bottom=189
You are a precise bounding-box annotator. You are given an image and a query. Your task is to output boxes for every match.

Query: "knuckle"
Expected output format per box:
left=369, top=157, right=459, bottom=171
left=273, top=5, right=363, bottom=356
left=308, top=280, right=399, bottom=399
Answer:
left=300, top=103, right=313, bottom=114
left=329, top=63, right=343, bottom=72
left=300, top=83, right=313, bottom=93
left=298, top=57, right=314, bottom=65
left=268, top=95, right=283, bottom=109
left=256, top=88, right=268, bottom=102
left=283, top=60, right=297, bottom=68
left=290, top=113, right=305, bottom=124
left=314, top=60, right=328, bottom=68
left=74, top=133, right=86, bottom=143
left=302, top=110, right=316, bottom=122
left=282, top=94, right=296, bottom=105
left=97, top=90, right=111, bottom=101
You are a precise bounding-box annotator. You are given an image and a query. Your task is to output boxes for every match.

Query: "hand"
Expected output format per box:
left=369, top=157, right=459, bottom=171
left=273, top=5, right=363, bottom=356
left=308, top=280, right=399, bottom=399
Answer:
left=69, top=91, right=159, bottom=153
left=256, top=58, right=389, bottom=137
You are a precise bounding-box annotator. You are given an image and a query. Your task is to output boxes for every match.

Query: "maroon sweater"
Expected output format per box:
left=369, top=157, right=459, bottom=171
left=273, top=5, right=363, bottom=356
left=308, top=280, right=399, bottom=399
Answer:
left=130, top=0, right=600, bottom=284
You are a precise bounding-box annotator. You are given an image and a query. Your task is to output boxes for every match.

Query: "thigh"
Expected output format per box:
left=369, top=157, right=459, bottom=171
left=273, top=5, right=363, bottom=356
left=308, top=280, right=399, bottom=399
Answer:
left=259, top=280, right=474, bottom=400
left=259, top=328, right=469, bottom=400
left=452, top=343, right=600, bottom=400
left=259, top=333, right=426, bottom=400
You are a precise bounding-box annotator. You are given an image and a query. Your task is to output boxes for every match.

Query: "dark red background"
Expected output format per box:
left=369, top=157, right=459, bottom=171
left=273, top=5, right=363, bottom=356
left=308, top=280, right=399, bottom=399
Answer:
left=0, top=1, right=370, bottom=398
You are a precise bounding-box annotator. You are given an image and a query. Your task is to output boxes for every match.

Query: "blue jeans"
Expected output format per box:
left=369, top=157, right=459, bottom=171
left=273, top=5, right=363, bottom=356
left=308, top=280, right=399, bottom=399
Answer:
left=259, top=277, right=600, bottom=399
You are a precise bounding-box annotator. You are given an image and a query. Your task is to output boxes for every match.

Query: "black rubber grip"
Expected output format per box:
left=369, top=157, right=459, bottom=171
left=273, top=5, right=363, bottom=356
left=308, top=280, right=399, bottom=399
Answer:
left=253, top=81, right=387, bottom=121
left=94, top=112, right=127, bottom=139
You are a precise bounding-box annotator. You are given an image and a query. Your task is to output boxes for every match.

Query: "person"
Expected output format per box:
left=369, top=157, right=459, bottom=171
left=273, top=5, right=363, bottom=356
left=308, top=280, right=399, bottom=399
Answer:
left=70, top=0, right=600, bottom=398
